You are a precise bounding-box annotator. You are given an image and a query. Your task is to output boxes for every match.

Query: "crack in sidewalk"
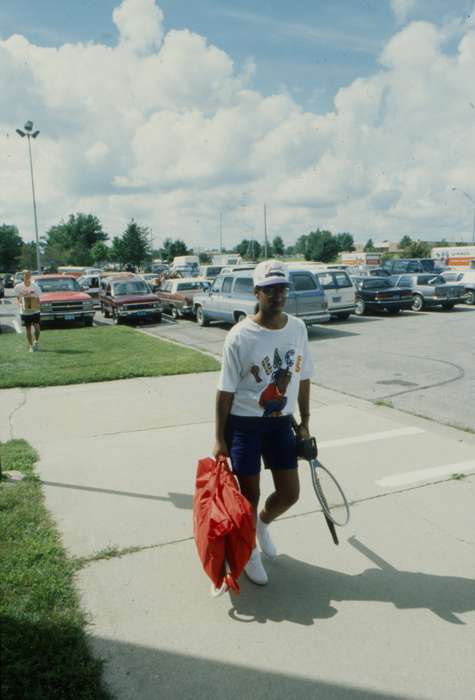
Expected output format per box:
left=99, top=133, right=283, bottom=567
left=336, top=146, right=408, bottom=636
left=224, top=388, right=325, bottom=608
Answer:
left=73, top=473, right=474, bottom=569
left=8, top=389, right=28, bottom=440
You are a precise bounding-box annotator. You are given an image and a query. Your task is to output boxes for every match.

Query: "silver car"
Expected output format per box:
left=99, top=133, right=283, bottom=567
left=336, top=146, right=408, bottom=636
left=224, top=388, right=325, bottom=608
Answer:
left=391, top=273, right=466, bottom=311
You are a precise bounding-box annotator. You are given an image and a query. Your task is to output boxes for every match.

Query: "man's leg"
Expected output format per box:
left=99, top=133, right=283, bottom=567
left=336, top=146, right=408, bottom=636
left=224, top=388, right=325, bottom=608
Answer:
left=25, top=322, right=33, bottom=349
left=236, top=473, right=261, bottom=522
left=260, top=468, right=300, bottom=525
left=34, top=322, right=40, bottom=343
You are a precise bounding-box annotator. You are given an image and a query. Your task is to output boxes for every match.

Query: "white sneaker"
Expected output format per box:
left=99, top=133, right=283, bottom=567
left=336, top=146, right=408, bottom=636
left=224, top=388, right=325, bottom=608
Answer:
left=244, top=548, right=268, bottom=585
left=33, top=341, right=39, bottom=352
left=29, top=346, right=34, bottom=353
left=257, top=517, right=278, bottom=558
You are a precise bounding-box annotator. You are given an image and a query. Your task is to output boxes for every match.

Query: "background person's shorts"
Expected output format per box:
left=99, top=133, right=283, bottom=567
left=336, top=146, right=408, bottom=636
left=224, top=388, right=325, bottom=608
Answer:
left=21, top=313, right=41, bottom=327
left=225, top=414, right=298, bottom=476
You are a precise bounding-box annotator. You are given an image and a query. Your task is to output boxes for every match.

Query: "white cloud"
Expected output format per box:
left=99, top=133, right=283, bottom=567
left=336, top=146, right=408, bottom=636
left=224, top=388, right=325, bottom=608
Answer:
left=390, top=0, right=418, bottom=25
left=1, top=2, right=475, bottom=250
left=113, top=0, right=164, bottom=53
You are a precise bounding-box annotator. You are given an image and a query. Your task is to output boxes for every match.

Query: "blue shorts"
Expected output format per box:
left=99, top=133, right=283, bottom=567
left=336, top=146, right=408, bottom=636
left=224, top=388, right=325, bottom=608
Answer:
left=225, top=415, right=298, bottom=476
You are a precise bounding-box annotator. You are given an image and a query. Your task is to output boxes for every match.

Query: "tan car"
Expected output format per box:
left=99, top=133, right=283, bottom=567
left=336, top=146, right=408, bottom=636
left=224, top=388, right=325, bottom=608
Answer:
left=155, top=277, right=210, bottom=319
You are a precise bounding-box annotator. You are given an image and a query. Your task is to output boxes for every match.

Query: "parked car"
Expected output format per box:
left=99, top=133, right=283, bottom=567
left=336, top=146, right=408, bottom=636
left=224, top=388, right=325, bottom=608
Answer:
left=312, top=269, right=356, bottom=319
left=193, top=268, right=330, bottom=327
left=4, top=274, right=14, bottom=288
left=350, top=276, right=413, bottom=315
left=441, top=270, right=475, bottom=305
left=32, top=274, right=95, bottom=325
left=390, top=273, right=467, bottom=311
left=77, top=273, right=101, bottom=307
left=140, top=273, right=162, bottom=292
left=199, top=264, right=223, bottom=281
left=382, top=258, right=445, bottom=275
left=100, top=275, right=162, bottom=324
left=155, top=278, right=210, bottom=318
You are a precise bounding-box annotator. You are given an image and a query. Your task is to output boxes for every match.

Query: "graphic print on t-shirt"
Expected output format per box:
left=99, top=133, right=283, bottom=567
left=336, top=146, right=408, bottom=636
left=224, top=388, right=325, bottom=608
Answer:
left=250, top=347, right=302, bottom=417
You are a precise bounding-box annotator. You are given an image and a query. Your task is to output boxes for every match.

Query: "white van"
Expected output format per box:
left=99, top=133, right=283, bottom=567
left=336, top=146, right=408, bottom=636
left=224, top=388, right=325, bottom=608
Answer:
left=77, top=273, right=102, bottom=307
left=312, top=268, right=356, bottom=320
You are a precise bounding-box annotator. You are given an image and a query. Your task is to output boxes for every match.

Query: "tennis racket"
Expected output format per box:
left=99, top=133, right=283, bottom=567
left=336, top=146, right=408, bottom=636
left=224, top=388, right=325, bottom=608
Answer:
left=291, top=417, right=350, bottom=543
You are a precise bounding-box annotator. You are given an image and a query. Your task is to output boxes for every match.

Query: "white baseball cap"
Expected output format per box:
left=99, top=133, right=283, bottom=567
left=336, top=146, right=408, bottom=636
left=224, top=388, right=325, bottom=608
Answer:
left=253, top=260, right=289, bottom=288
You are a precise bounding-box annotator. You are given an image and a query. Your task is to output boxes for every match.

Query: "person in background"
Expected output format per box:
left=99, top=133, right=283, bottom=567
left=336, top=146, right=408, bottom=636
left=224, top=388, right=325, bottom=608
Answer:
left=14, top=270, right=42, bottom=352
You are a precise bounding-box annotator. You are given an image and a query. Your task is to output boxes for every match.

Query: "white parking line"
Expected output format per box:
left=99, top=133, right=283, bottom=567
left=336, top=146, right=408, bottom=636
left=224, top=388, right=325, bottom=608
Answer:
left=320, top=426, right=425, bottom=449
left=376, top=460, right=475, bottom=488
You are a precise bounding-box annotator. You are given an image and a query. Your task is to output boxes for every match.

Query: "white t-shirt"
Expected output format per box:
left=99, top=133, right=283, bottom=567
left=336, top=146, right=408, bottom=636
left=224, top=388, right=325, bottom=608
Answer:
left=218, top=314, right=314, bottom=418
left=14, top=282, right=41, bottom=315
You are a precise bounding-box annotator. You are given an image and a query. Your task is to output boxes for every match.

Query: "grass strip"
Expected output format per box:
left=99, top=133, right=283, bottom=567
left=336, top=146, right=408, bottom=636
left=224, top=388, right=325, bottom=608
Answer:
left=0, top=440, right=112, bottom=700
left=0, top=325, right=219, bottom=388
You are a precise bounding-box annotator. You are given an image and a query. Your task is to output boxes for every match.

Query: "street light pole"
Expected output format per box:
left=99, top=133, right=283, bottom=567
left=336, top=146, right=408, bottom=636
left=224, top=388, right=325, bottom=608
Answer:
left=452, top=187, right=475, bottom=244
left=16, top=121, right=41, bottom=271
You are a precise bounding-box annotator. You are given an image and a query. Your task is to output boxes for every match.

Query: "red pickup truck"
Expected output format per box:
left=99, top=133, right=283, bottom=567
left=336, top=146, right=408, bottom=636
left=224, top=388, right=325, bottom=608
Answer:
left=32, top=274, right=95, bottom=325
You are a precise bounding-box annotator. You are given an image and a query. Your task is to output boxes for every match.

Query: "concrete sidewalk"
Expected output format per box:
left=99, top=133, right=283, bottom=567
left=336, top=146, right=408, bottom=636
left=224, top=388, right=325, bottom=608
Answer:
left=3, top=373, right=475, bottom=699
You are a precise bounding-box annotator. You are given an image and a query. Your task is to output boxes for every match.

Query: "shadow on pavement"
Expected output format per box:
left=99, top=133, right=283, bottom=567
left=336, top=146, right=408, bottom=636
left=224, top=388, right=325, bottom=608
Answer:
left=90, top=636, right=413, bottom=700
left=41, top=480, right=193, bottom=509
left=229, top=537, right=474, bottom=626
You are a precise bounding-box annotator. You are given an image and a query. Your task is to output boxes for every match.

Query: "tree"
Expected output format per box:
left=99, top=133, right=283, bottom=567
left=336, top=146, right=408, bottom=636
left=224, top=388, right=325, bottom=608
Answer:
left=91, top=242, right=109, bottom=265
left=335, top=232, right=355, bottom=252
left=404, top=240, right=431, bottom=258
left=305, top=229, right=339, bottom=262
left=43, top=213, right=108, bottom=266
left=285, top=244, right=295, bottom=256
left=18, top=241, right=37, bottom=270
left=234, top=238, right=261, bottom=260
left=120, top=220, right=151, bottom=267
left=271, top=236, right=285, bottom=256
left=0, top=224, right=23, bottom=271
left=295, top=235, right=308, bottom=255
left=199, top=252, right=212, bottom=264
left=110, top=236, right=125, bottom=265
left=364, top=238, right=375, bottom=252
left=399, top=235, right=412, bottom=249
left=158, top=238, right=191, bottom=263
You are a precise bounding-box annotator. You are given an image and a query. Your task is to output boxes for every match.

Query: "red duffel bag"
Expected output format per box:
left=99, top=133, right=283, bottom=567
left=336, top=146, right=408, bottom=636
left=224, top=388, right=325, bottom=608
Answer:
left=193, top=456, right=255, bottom=595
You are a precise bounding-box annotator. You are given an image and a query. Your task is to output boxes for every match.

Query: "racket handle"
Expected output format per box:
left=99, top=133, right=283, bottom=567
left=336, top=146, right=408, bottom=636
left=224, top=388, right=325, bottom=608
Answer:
left=324, top=514, right=339, bottom=545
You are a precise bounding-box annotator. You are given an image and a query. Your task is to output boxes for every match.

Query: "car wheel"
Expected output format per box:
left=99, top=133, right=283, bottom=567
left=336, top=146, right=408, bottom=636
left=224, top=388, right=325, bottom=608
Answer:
left=412, top=294, right=424, bottom=312
left=336, top=312, right=350, bottom=320
left=441, top=302, right=455, bottom=310
left=386, top=308, right=400, bottom=315
left=196, top=306, right=209, bottom=327
left=465, top=289, right=475, bottom=305
left=235, top=312, right=247, bottom=323
left=355, top=299, right=366, bottom=316
left=170, top=305, right=179, bottom=320
left=84, top=317, right=94, bottom=327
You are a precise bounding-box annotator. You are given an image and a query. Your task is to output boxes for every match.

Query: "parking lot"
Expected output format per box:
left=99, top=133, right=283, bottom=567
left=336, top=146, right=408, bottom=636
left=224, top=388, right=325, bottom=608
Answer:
left=2, top=288, right=474, bottom=431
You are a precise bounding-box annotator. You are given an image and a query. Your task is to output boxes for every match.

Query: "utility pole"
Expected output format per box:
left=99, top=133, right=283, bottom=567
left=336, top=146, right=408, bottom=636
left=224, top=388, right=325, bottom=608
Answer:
left=264, top=204, right=268, bottom=259
left=219, top=212, right=223, bottom=252
left=16, top=120, right=41, bottom=271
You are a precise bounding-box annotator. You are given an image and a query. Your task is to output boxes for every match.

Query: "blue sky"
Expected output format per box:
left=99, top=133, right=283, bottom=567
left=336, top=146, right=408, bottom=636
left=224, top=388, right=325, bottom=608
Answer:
left=2, top=0, right=472, bottom=112
left=1, top=0, right=475, bottom=247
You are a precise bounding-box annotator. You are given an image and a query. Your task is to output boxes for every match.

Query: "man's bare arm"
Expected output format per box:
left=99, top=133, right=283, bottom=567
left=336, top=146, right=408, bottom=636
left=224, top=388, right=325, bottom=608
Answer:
left=297, top=379, right=311, bottom=437
left=213, top=390, right=234, bottom=458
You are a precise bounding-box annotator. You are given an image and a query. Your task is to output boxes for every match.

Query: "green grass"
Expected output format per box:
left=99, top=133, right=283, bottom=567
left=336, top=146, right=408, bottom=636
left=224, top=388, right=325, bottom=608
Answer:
left=0, top=325, right=219, bottom=388
left=0, top=440, right=112, bottom=700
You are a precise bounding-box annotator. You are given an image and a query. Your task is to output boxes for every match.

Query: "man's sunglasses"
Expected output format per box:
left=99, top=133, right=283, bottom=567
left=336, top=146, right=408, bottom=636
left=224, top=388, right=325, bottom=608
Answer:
left=259, top=285, right=289, bottom=297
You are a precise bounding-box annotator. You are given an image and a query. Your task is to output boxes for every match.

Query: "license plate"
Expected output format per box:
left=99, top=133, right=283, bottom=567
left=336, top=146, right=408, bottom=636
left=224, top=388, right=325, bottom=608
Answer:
left=133, top=310, right=148, bottom=316
left=332, top=296, right=341, bottom=302
left=64, top=314, right=75, bottom=320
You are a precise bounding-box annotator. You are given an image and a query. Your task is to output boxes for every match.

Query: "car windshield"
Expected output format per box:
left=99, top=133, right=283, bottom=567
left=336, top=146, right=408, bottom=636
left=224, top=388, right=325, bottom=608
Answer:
left=362, top=278, right=392, bottom=289
left=177, top=282, right=202, bottom=291
left=36, top=278, right=81, bottom=292
left=112, top=281, right=149, bottom=295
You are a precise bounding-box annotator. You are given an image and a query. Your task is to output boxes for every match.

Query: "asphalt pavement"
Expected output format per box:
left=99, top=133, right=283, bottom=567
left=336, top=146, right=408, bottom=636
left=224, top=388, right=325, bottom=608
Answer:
left=2, top=368, right=475, bottom=699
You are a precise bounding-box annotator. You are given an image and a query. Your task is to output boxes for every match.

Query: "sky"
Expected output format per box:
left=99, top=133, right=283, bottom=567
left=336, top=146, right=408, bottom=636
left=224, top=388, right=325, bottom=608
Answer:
left=1, top=0, right=475, bottom=251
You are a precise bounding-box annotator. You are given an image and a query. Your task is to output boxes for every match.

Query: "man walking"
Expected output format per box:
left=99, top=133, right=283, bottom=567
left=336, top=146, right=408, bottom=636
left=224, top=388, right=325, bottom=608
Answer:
left=15, top=270, right=42, bottom=352
left=213, top=260, right=314, bottom=585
